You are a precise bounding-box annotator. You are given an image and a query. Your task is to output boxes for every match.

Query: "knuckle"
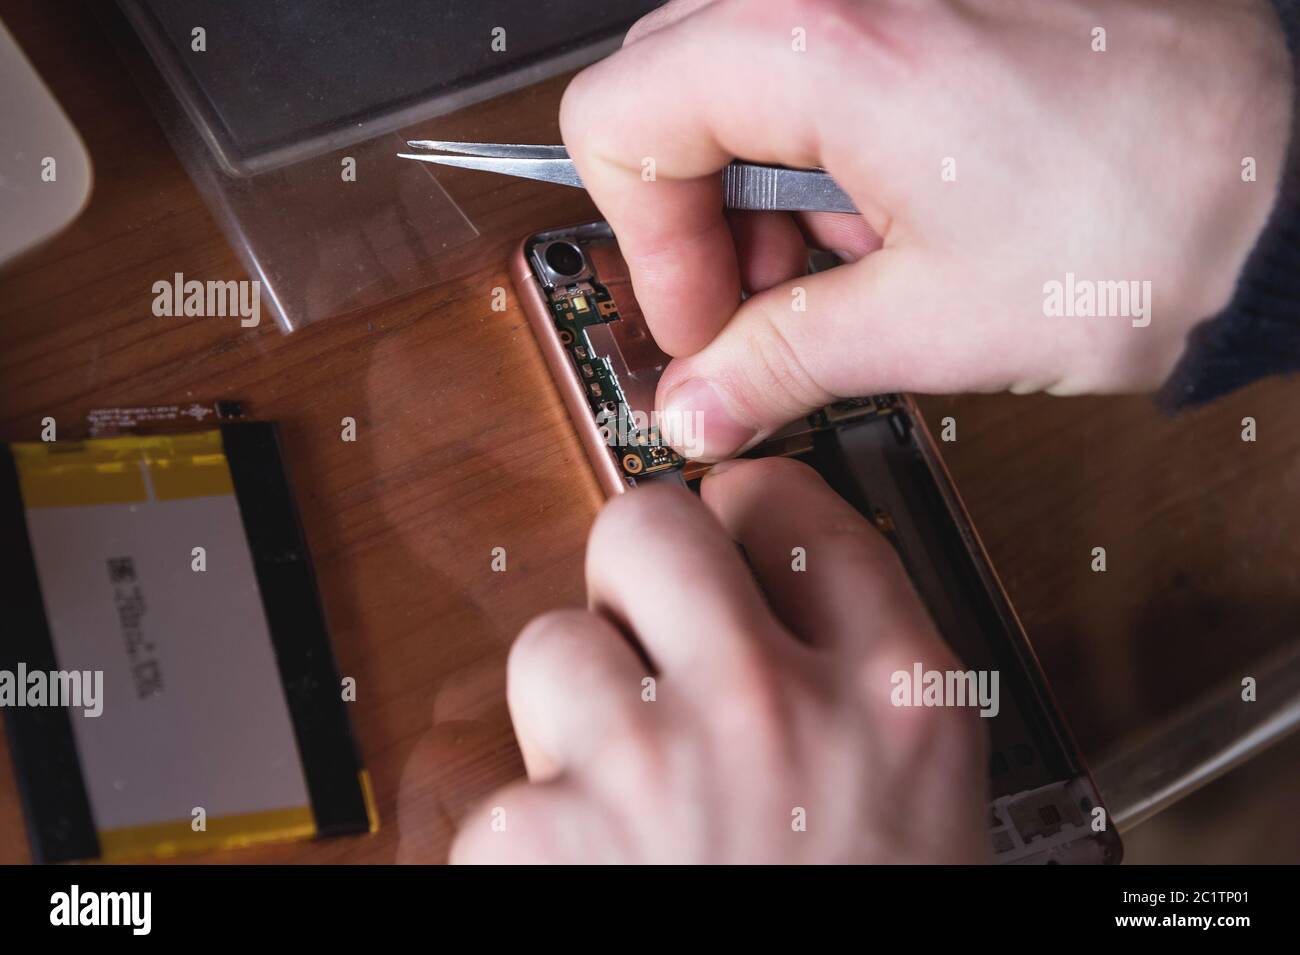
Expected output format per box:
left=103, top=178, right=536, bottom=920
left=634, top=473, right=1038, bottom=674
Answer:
left=769, top=0, right=927, bottom=76
left=924, top=701, right=988, bottom=773
left=622, top=18, right=653, bottom=47
left=622, top=3, right=673, bottom=46
left=727, top=303, right=834, bottom=422
left=714, top=651, right=796, bottom=744
left=728, top=454, right=818, bottom=487
left=509, top=610, right=592, bottom=676
left=595, top=481, right=700, bottom=545
left=919, top=691, right=981, bottom=740
left=888, top=686, right=976, bottom=754
left=514, top=608, right=581, bottom=644
left=602, top=720, right=672, bottom=794
left=585, top=485, right=680, bottom=590
left=861, top=640, right=989, bottom=763
left=750, top=457, right=858, bottom=516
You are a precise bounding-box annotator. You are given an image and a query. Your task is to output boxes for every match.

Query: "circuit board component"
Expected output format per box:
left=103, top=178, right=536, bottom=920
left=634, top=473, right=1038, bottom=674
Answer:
left=537, top=240, right=684, bottom=481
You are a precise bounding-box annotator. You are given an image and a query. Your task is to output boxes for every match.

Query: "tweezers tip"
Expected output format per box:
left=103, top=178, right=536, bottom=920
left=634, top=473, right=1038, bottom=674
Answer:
left=396, top=152, right=458, bottom=167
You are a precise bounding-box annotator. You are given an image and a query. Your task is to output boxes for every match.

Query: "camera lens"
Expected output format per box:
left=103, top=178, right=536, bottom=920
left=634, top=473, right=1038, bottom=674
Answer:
left=544, top=241, right=585, bottom=278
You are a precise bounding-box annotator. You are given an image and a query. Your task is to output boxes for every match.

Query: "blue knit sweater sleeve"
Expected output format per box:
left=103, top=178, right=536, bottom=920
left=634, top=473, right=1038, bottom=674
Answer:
left=1160, top=0, right=1300, bottom=407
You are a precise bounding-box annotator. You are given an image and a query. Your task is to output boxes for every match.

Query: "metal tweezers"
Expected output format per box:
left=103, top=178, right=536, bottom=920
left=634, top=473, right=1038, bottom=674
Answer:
left=397, top=140, right=857, bottom=214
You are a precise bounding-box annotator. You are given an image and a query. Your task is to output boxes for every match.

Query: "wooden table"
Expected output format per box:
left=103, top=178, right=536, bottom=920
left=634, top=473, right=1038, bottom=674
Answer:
left=3, top=1, right=1298, bottom=864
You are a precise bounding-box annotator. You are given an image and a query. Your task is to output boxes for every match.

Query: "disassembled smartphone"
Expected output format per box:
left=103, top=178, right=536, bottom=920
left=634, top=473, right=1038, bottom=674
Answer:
left=512, top=221, right=1122, bottom=864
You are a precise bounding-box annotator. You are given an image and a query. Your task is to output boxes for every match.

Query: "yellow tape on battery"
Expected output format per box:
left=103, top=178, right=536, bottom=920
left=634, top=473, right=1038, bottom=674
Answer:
left=97, top=805, right=316, bottom=862
left=94, top=772, right=378, bottom=862
left=11, top=431, right=234, bottom=508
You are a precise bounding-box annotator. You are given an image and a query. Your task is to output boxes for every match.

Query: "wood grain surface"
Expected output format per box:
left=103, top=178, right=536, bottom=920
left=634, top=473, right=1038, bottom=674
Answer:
left=2, top=1, right=1297, bottom=864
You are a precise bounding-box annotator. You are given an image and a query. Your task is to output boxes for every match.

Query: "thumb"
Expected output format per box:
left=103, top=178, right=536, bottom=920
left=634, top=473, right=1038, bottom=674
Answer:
left=656, top=248, right=988, bottom=461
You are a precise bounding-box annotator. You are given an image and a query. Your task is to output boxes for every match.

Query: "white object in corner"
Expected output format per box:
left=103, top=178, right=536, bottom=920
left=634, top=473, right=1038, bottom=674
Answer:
left=0, top=16, right=93, bottom=266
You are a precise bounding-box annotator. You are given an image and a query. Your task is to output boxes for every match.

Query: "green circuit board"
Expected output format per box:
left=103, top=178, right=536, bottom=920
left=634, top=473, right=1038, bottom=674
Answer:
left=545, top=278, right=684, bottom=480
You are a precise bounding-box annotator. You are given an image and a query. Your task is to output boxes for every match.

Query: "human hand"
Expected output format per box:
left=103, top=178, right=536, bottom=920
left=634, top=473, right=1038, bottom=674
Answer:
left=560, top=0, right=1293, bottom=460
left=449, top=458, right=989, bottom=864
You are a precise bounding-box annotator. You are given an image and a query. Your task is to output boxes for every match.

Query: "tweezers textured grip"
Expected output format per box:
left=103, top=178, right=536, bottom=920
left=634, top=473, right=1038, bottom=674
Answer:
left=722, top=164, right=858, bottom=214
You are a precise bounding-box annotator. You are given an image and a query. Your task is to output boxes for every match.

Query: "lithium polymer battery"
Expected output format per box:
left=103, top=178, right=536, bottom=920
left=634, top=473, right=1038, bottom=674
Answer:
left=0, top=423, right=376, bottom=862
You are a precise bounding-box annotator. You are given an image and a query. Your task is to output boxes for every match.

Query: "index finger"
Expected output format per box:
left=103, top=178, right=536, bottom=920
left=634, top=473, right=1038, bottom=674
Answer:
left=558, top=0, right=842, bottom=356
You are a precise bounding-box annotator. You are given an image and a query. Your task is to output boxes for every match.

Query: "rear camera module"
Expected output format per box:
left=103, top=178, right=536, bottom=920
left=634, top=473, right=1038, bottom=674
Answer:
left=543, top=241, right=586, bottom=278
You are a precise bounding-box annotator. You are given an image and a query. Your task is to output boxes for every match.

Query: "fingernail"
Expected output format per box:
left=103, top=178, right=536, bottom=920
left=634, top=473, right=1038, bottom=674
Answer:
left=661, top=378, right=756, bottom=460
